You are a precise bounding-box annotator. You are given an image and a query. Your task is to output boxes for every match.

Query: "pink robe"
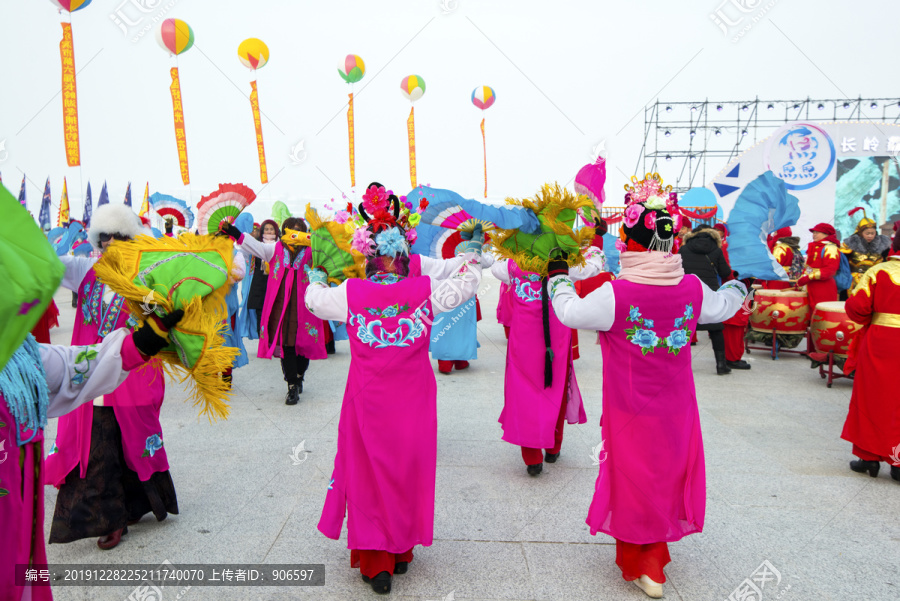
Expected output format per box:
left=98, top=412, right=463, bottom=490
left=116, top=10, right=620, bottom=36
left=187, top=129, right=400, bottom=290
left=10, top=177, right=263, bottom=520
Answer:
left=318, top=276, right=437, bottom=553
left=499, top=262, right=586, bottom=449
left=44, top=268, right=167, bottom=487
left=257, top=242, right=326, bottom=361
left=589, top=277, right=706, bottom=544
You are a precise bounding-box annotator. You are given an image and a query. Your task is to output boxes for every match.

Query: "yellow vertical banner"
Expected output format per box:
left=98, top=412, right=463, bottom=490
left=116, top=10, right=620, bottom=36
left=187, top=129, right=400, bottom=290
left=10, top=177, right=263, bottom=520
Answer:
left=481, top=117, right=487, bottom=198
left=169, top=67, right=190, bottom=185
left=347, top=92, right=356, bottom=188
left=407, top=106, right=417, bottom=189
left=250, top=81, right=268, bottom=184
left=60, top=23, right=80, bottom=167
left=59, top=177, right=70, bottom=225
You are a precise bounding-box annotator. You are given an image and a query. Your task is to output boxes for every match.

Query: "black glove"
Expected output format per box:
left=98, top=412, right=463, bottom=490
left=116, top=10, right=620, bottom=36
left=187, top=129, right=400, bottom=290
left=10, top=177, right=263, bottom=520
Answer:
left=132, top=309, right=184, bottom=357
left=218, top=221, right=242, bottom=240
left=547, top=249, right=569, bottom=278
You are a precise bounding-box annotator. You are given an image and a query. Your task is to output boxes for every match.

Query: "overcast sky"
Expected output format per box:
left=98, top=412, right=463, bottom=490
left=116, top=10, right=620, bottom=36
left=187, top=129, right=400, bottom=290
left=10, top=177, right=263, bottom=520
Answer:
left=2, top=0, right=898, bottom=221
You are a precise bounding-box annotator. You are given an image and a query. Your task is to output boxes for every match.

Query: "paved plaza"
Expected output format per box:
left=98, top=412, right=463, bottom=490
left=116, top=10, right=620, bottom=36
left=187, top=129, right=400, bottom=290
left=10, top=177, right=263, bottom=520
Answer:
left=43, top=276, right=899, bottom=601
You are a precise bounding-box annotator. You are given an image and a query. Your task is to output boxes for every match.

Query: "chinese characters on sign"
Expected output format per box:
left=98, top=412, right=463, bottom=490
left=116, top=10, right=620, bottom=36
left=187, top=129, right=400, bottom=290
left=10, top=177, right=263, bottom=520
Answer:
left=841, top=135, right=900, bottom=156
left=60, top=23, right=80, bottom=167
left=407, top=107, right=417, bottom=189
left=347, top=93, right=356, bottom=188
left=250, top=81, right=268, bottom=184
left=169, top=67, right=190, bottom=185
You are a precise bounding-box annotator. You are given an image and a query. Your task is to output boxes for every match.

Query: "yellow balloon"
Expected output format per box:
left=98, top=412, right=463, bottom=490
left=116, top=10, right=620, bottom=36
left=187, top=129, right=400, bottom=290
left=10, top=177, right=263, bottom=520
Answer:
left=238, top=38, right=269, bottom=70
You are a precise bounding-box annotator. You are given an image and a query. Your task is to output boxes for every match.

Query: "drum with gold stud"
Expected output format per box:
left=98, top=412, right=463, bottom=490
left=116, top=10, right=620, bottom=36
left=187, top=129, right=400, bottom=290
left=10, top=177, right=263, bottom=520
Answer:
left=810, top=301, right=862, bottom=357
left=749, top=288, right=811, bottom=334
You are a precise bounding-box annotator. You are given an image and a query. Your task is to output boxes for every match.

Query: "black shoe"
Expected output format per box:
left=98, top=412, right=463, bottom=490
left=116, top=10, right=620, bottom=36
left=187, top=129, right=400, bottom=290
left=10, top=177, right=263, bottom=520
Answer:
left=527, top=463, right=543, bottom=476
left=544, top=451, right=560, bottom=463
left=285, top=384, right=299, bottom=406
left=726, top=360, right=751, bottom=370
left=892, top=466, right=900, bottom=483
left=849, top=459, right=880, bottom=477
left=297, top=379, right=304, bottom=394
left=361, top=571, right=392, bottom=594
left=714, top=350, right=732, bottom=375
left=393, top=562, right=408, bottom=575
left=326, top=340, right=336, bottom=355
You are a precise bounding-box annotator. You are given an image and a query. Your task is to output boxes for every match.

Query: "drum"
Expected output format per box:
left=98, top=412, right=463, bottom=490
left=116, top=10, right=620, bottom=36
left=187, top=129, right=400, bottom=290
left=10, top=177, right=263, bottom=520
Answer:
left=749, top=289, right=811, bottom=334
left=810, top=301, right=862, bottom=357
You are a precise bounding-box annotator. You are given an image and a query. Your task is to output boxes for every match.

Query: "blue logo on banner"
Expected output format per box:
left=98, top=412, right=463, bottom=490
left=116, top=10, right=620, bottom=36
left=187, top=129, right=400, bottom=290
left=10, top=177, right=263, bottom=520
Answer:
left=766, top=123, right=835, bottom=191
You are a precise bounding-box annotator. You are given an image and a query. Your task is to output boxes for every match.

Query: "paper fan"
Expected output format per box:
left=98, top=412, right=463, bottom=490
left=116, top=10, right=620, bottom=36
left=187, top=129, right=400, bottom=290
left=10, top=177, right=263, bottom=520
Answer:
left=149, top=192, right=195, bottom=228
left=197, top=183, right=257, bottom=235
left=305, top=204, right=365, bottom=284
left=411, top=222, right=493, bottom=259
left=406, top=186, right=540, bottom=233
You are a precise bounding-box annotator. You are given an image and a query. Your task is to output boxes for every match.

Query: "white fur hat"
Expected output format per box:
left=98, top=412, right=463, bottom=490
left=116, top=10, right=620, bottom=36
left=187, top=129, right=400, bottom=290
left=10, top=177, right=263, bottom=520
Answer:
left=88, top=204, right=149, bottom=249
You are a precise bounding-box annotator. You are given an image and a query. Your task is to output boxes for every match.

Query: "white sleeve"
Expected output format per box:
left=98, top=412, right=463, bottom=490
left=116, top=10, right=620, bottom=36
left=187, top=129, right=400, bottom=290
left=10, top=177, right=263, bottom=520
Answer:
left=420, top=255, right=465, bottom=280
left=59, top=255, right=98, bottom=292
left=430, top=253, right=483, bottom=313
left=698, top=279, right=747, bottom=324
left=569, top=247, right=606, bottom=281
left=549, top=275, right=616, bottom=331
left=41, top=329, right=136, bottom=418
left=304, top=282, right=349, bottom=322
left=490, top=259, right=511, bottom=283
left=237, top=234, right=276, bottom=263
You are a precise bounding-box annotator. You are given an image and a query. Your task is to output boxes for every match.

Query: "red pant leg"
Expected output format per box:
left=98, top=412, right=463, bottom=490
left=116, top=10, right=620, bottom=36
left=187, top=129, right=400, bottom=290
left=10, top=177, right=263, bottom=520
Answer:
left=351, top=550, right=397, bottom=578
left=852, top=443, right=887, bottom=462
left=504, top=326, right=510, bottom=340
left=394, top=549, right=414, bottom=564
left=521, top=447, right=543, bottom=465
left=453, top=360, right=470, bottom=370
left=547, top=387, right=568, bottom=454
left=437, top=360, right=454, bottom=373
left=723, top=324, right=745, bottom=362
left=615, top=539, right=671, bottom=583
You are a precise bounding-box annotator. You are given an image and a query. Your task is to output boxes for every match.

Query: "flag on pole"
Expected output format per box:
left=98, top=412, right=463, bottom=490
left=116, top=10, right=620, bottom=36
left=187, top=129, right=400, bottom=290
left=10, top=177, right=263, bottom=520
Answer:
left=58, top=177, right=70, bottom=226
left=139, top=182, right=150, bottom=217
left=18, top=175, right=26, bottom=209
left=98, top=180, right=109, bottom=206
left=82, top=181, right=93, bottom=226
left=124, top=181, right=132, bottom=206
left=39, top=178, right=52, bottom=231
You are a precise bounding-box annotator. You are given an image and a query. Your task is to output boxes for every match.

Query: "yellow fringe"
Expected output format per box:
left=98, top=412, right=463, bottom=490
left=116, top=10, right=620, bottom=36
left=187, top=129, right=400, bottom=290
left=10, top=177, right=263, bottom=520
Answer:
left=93, top=233, right=238, bottom=421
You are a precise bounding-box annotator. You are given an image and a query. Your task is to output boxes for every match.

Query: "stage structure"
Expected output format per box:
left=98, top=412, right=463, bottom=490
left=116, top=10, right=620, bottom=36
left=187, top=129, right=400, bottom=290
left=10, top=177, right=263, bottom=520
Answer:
left=637, top=97, right=900, bottom=192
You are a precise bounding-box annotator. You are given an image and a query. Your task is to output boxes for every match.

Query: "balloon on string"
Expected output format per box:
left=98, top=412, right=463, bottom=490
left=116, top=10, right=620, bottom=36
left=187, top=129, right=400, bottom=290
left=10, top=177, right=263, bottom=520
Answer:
left=49, top=0, right=92, bottom=12
left=337, top=54, right=365, bottom=84
left=400, top=75, right=426, bottom=102
left=238, top=38, right=269, bottom=70
left=471, top=86, right=496, bottom=110
left=156, top=18, right=195, bottom=56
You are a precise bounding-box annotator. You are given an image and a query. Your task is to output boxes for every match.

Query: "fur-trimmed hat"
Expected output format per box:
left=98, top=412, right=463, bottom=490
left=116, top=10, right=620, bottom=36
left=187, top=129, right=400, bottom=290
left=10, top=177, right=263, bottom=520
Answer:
left=88, top=204, right=148, bottom=249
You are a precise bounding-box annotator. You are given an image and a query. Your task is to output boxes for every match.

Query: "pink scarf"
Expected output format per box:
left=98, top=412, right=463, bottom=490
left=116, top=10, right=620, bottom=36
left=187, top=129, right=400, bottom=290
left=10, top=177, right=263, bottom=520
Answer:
left=617, top=251, right=685, bottom=286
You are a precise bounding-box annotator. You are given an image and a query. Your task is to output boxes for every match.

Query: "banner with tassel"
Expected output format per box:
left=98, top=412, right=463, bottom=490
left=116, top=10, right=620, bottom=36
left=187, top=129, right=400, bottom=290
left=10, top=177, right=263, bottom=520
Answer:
left=169, top=67, right=190, bottom=185
left=250, top=81, right=268, bottom=184
left=407, top=107, right=417, bottom=189
left=481, top=118, right=487, bottom=198
left=347, top=93, right=356, bottom=188
left=59, top=23, right=80, bottom=167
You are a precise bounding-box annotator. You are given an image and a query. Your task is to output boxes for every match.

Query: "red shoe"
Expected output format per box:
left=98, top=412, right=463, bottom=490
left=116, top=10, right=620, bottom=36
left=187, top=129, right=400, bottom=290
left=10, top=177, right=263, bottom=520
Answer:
left=97, top=526, right=127, bottom=550
left=437, top=360, right=453, bottom=374
left=453, top=360, right=470, bottom=370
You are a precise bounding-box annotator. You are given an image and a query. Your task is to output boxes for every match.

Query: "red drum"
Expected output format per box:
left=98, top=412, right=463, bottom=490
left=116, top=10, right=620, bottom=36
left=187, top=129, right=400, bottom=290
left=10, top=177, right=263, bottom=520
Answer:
left=810, top=301, right=862, bottom=357
left=749, top=289, right=810, bottom=334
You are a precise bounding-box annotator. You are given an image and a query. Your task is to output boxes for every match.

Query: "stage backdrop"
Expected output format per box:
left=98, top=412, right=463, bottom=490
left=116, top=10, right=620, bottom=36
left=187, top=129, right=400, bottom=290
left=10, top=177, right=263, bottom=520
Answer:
left=709, top=121, right=900, bottom=243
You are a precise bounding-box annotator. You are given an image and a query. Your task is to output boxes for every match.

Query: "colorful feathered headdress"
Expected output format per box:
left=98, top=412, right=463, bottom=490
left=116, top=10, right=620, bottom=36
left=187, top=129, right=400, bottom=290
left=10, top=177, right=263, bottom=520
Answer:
left=619, top=173, right=677, bottom=253
left=848, top=207, right=876, bottom=234
left=352, top=182, right=428, bottom=258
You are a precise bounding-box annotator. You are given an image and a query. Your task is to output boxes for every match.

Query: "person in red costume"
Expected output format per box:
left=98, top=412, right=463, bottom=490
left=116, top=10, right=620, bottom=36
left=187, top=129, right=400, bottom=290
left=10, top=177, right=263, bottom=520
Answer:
left=796, top=223, right=840, bottom=310
left=713, top=223, right=751, bottom=369
left=763, top=227, right=801, bottom=290
left=840, top=233, right=900, bottom=483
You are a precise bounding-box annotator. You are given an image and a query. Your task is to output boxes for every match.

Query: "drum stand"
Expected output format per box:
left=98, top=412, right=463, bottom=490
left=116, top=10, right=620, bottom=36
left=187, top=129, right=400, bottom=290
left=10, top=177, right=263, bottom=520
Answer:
left=745, top=327, right=810, bottom=360
left=817, top=352, right=853, bottom=388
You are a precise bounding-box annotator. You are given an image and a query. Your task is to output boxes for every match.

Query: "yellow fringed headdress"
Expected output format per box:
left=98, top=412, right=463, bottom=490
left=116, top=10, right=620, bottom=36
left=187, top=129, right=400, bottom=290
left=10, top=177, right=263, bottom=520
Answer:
left=93, top=233, right=239, bottom=421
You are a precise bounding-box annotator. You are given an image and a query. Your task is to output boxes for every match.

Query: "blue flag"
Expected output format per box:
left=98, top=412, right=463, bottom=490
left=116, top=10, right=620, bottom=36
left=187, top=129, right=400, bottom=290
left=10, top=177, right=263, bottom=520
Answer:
left=82, top=182, right=93, bottom=226
left=98, top=181, right=109, bottom=206
left=39, top=178, right=52, bottom=231
left=18, top=175, right=26, bottom=209
left=124, top=181, right=132, bottom=206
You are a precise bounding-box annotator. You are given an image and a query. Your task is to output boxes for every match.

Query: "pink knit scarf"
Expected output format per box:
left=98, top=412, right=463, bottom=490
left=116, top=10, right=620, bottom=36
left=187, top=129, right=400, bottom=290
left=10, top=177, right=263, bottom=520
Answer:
left=617, top=251, right=685, bottom=286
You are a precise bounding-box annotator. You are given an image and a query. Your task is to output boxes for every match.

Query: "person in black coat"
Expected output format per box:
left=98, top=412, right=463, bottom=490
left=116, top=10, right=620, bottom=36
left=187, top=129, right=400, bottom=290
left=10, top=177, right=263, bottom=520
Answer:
left=247, top=219, right=281, bottom=336
left=679, top=224, right=735, bottom=375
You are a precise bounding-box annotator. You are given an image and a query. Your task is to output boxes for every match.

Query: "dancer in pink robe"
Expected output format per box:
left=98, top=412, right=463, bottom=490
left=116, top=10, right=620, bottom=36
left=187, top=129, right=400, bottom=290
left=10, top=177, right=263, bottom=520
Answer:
left=490, top=249, right=604, bottom=475
left=305, top=182, right=483, bottom=595
left=45, top=204, right=176, bottom=551
left=548, top=192, right=746, bottom=599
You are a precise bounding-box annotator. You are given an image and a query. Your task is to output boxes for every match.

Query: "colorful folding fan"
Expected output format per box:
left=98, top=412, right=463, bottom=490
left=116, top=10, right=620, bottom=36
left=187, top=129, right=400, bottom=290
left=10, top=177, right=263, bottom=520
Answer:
left=305, top=203, right=365, bottom=284
left=149, top=192, right=195, bottom=229
left=196, top=183, right=257, bottom=235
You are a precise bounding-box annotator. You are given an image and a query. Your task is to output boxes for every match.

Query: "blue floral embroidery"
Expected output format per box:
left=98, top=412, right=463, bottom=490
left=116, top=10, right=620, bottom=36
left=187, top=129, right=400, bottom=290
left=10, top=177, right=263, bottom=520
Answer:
left=304, top=322, right=319, bottom=341
left=624, top=302, right=695, bottom=356
left=549, top=277, right=575, bottom=300
left=349, top=306, right=430, bottom=348
left=525, top=273, right=541, bottom=282
left=512, top=277, right=542, bottom=303
left=368, top=273, right=403, bottom=285
left=142, top=433, right=163, bottom=458
left=366, top=303, right=410, bottom=318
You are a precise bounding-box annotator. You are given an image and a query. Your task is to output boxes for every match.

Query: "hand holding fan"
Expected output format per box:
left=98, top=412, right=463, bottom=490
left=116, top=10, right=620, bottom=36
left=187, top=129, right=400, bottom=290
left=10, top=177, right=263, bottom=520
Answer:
left=197, top=183, right=257, bottom=235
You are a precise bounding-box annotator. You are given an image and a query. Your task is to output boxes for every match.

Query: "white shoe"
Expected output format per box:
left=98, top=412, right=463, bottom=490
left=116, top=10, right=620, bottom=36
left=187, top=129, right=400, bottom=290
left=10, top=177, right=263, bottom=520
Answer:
left=633, top=574, right=663, bottom=598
